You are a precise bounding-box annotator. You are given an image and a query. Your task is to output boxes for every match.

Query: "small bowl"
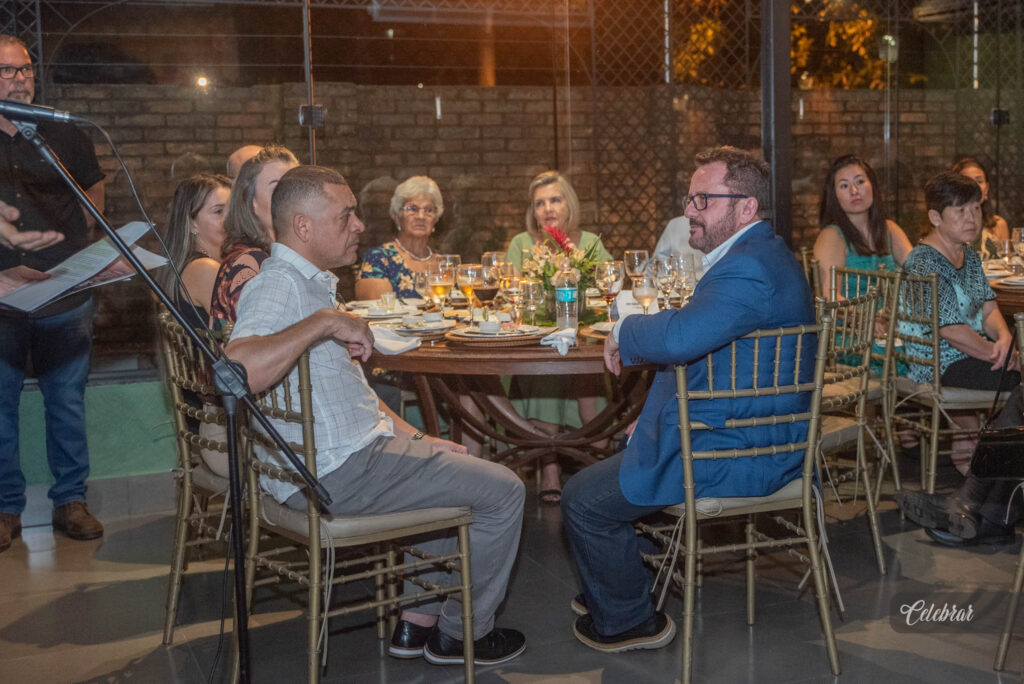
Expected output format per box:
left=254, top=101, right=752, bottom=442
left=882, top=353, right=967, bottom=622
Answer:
left=423, top=312, right=443, bottom=323
left=478, top=320, right=501, bottom=334
left=367, top=306, right=387, bottom=316
left=402, top=314, right=422, bottom=326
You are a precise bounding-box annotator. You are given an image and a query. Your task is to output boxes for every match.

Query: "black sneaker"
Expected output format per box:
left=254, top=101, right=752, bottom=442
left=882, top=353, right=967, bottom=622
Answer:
left=388, top=619, right=433, bottom=659
left=423, top=626, right=526, bottom=666
left=925, top=521, right=1016, bottom=547
left=573, top=612, right=676, bottom=653
left=570, top=593, right=589, bottom=616
left=896, top=490, right=951, bottom=531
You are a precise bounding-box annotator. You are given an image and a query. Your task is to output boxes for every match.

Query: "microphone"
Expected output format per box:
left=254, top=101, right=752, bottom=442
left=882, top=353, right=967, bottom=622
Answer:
left=0, top=99, right=85, bottom=124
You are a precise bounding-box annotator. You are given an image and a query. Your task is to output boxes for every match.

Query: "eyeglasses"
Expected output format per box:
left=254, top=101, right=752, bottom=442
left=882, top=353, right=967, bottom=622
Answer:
left=0, top=64, right=34, bottom=80
left=402, top=204, right=437, bottom=217
left=682, top=193, right=749, bottom=212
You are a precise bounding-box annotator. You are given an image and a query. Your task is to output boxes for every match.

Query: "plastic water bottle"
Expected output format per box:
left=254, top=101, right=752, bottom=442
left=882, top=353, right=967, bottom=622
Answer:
left=551, top=259, right=580, bottom=329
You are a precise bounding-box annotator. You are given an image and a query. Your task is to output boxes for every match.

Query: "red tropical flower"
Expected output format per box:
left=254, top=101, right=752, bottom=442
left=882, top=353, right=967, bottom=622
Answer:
left=543, top=224, right=576, bottom=254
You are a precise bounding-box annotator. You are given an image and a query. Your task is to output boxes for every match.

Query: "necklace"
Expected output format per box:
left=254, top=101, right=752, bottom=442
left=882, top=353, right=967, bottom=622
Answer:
left=394, top=238, right=433, bottom=262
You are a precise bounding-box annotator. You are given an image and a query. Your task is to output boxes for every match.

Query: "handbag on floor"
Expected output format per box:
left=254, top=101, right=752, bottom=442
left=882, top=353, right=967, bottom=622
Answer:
left=969, top=339, right=1024, bottom=479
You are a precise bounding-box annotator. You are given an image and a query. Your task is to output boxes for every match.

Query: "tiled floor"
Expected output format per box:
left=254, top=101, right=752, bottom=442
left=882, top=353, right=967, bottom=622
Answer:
left=2, top=464, right=1024, bottom=684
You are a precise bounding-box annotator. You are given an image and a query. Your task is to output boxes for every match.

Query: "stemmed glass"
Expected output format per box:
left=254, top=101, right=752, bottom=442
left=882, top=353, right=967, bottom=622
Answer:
left=412, top=271, right=432, bottom=307
left=676, top=254, right=701, bottom=303
left=502, top=278, right=524, bottom=327
left=632, top=274, right=658, bottom=315
left=427, top=261, right=455, bottom=313
left=652, top=257, right=677, bottom=310
left=432, top=254, right=460, bottom=308
left=481, top=251, right=503, bottom=269
left=521, top=278, right=544, bottom=326
left=477, top=264, right=502, bottom=311
left=623, top=249, right=650, bottom=288
left=456, top=263, right=484, bottom=309
left=594, top=260, right=624, bottom=323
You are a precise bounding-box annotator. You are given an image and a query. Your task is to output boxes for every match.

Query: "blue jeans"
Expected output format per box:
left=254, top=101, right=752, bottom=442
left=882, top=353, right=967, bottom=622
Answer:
left=561, top=451, right=665, bottom=635
left=0, top=298, right=95, bottom=515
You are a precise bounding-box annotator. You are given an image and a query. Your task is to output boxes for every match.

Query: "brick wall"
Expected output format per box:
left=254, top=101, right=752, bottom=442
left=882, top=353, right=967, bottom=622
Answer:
left=42, top=82, right=1008, bottom=362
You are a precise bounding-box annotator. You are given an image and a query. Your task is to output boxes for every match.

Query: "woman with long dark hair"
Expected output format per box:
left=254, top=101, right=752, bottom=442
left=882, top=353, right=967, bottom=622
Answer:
left=813, top=154, right=912, bottom=296
left=158, top=173, right=231, bottom=327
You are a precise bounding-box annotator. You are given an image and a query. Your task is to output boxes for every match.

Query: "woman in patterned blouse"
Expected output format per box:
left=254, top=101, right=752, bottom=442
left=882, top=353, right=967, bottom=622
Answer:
left=356, top=176, right=442, bottom=300
left=209, top=144, right=299, bottom=329
left=899, top=171, right=1020, bottom=475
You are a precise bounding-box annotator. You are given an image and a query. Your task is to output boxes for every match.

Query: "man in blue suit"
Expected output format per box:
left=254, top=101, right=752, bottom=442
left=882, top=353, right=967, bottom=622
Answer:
left=562, top=147, right=816, bottom=652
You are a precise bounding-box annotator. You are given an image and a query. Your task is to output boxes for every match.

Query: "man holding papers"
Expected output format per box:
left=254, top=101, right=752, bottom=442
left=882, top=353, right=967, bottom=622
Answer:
left=0, top=35, right=106, bottom=552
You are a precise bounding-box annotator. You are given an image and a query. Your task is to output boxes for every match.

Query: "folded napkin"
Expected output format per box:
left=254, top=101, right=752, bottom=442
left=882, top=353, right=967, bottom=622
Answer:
left=540, top=328, right=577, bottom=356
left=370, top=326, right=421, bottom=355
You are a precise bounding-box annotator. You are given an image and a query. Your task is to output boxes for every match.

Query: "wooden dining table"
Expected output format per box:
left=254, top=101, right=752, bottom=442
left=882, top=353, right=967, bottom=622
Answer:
left=367, top=331, right=653, bottom=472
left=993, top=280, right=1024, bottom=317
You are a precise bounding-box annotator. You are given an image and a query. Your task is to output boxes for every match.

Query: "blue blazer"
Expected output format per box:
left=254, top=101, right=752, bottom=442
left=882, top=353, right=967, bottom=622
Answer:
left=617, top=221, right=816, bottom=506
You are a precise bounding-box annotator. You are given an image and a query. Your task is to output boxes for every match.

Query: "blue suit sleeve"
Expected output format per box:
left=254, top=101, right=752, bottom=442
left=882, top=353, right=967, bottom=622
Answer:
left=618, top=252, right=775, bottom=367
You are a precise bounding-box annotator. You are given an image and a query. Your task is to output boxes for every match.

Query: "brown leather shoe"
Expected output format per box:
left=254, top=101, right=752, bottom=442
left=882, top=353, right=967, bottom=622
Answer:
left=52, top=502, right=103, bottom=541
left=0, top=513, right=21, bottom=553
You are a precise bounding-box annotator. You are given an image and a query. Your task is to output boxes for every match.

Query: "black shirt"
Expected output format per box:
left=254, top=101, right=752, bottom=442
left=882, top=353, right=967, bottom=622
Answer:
left=0, top=120, right=104, bottom=272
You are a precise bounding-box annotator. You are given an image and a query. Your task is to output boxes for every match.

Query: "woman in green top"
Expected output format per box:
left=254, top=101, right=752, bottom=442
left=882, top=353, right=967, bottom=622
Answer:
left=505, top=171, right=612, bottom=504
left=506, top=171, right=613, bottom=272
left=813, top=154, right=912, bottom=300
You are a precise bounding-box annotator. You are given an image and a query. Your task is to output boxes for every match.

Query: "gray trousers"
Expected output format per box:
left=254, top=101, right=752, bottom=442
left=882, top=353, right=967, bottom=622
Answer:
left=286, top=435, right=525, bottom=640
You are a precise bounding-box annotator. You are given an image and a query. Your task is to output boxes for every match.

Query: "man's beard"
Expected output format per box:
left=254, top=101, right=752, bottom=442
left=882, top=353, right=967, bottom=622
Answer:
left=689, top=201, right=737, bottom=253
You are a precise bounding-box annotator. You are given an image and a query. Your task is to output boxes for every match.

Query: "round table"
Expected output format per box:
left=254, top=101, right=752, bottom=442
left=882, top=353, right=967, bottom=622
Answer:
left=993, top=281, right=1024, bottom=317
left=368, top=334, right=652, bottom=471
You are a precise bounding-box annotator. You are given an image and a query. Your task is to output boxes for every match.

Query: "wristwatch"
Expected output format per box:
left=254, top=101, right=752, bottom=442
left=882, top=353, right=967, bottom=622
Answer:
left=412, top=430, right=425, bottom=440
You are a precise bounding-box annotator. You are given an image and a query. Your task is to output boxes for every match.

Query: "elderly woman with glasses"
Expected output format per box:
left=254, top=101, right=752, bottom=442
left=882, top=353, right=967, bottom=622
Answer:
left=356, top=176, right=443, bottom=300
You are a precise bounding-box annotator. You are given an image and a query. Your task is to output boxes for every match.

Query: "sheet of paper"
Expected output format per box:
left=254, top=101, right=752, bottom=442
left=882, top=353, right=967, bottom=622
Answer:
left=0, top=222, right=159, bottom=312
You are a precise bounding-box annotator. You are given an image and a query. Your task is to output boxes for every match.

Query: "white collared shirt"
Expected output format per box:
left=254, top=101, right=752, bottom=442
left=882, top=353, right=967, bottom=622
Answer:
left=232, top=242, right=393, bottom=503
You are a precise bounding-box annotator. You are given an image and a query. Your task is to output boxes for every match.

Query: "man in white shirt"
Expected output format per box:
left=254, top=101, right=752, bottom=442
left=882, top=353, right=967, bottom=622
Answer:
left=226, top=165, right=526, bottom=667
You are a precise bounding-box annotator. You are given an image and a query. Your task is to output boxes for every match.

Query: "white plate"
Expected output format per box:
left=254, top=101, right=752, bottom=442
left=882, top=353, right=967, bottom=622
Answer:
left=377, top=319, right=457, bottom=334
left=352, top=304, right=420, bottom=319
left=590, top=321, right=615, bottom=333
left=998, top=276, right=1024, bottom=287
left=450, top=324, right=540, bottom=338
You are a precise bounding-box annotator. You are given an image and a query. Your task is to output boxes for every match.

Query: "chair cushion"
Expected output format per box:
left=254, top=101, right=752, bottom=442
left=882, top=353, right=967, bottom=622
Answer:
left=663, top=477, right=804, bottom=517
left=259, top=495, right=471, bottom=542
left=823, top=376, right=882, bottom=403
left=191, top=462, right=230, bottom=494
left=819, top=415, right=860, bottom=452
left=895, top=376, right=1001, bottom=406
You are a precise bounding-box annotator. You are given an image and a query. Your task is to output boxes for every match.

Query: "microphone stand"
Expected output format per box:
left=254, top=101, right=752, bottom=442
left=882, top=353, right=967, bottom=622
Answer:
left=12, top=120, right=333, bottom=684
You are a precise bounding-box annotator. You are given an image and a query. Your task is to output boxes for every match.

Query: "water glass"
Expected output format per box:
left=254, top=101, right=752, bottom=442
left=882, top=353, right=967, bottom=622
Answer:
left=595, top=260, right=624, bottom=322
left=632, top=275, right=658, bottom=315
left=521, top=278, right=544, bottom=326
left=623, top=249, right=650, bottom=287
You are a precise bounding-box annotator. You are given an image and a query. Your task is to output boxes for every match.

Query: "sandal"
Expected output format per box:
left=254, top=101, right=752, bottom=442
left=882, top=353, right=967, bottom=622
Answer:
left=539, top=489, right=562, bottom=506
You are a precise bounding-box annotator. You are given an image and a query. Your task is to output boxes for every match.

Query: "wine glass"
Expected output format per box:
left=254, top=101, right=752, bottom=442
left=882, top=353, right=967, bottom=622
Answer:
left=412, top=271, right=432, bottom=306
left=456, top=263, right=484, bottom=309
left=623, top=249, right=650, bottom=288
left=481, top=251, right=503, bottom=269
left=521, top=278, right=544, bottom=326
left=502, top=278, right=524, bottom=327
left=594, top=260, right=624, bottom=323
left=477, top=265, right=502, bottom=309
left=632, top=274, right=658, bottom=315
left=427, top=260, right=455, bottom=313
left=677, top=254, right=700, bottom=303
left=652, top=257, right=677, bottom=310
